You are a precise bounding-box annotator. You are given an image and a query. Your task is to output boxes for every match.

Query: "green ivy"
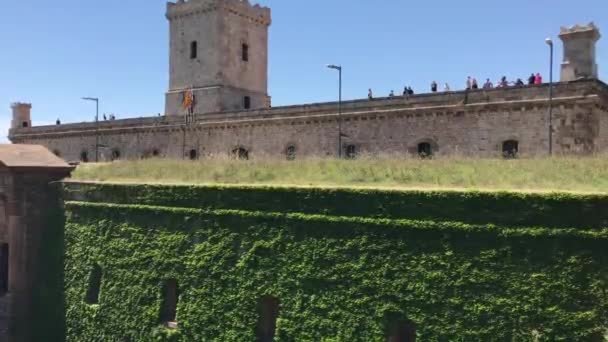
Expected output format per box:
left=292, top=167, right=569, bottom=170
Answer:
left=60, top=183, right=608, bottom=341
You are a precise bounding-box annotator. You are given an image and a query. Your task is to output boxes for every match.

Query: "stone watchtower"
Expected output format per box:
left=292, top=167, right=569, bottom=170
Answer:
left=10, top=103, right=31, bottom=130
left=164, top=0, right=271, bottom=116
left=559, top=23, right=601, bottom=81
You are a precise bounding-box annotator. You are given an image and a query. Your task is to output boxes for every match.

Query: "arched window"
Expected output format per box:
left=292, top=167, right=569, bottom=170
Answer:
left=80, top=151, right=89, bottom=163
left=345, top=144, right=357, bottom=159
left=111, top=149, right=121, bottom=161
left=190, top=41, right=197, bottom=59
left=417, top=142, right=432, bottom=158
left=242, top=43, right=249, bottom=62
left=189, top=149, right=198, bottom=160
left=244, top=96, right=251, bottom=109
left=152, top=149, right=160, bottom=157
left=256, top=296, right=280, bottom=342
left=286, top=145, right=296, bottom=161
left=502, top=140, right=519, bottom=159
left=22, top=121, right=29, bottom=128
left=232, top=147, right=249, bottom=160
left=387, top=320, right=417, bottom=342
left=160, top=279, right=179, bottom=328
left=85, top=265, right=102, bottom=304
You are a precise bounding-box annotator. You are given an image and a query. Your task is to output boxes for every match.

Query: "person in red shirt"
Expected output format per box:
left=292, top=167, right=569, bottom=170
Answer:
left=535, top=73, right=543, bottom=85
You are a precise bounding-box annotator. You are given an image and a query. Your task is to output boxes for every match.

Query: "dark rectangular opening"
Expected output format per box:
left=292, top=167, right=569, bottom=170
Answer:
left=244, top=96, right=251, bottom=109
left=0, top=244, right=8, bottom=296
left=160, top=279, right=179, bottom=325
left=242, top=43, right=249, bottom=62
left=190, top=41, right=197, bottom=59
left=85, top=265, right=102, bottom=304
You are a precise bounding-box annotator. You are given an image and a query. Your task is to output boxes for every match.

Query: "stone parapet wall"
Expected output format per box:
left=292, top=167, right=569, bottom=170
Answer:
left=8, top=80, right=608, bottom=161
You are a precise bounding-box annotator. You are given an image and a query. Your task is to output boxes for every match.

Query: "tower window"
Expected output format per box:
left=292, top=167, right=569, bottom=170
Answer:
left=256, top=296, right=280, bottom=342
left=190, top=41, right=197, bottom=59
left=22, top=121, right=29, bottom=128
left=417, top=142, right=433, bottom=158
left=85, top=265, right=102, bottom=304
left=80, top=151, right=89, bottom=163
left=244, top=96, right=251, bottom=109
left=242, top=43, right=249, bottom=62
left=160, top=279, right=179, bottom=327
left=502, top=140, right=519, bottom=159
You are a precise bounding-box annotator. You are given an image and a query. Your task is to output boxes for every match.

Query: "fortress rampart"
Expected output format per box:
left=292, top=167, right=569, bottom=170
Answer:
left=8, top=80, right=608, bottom=161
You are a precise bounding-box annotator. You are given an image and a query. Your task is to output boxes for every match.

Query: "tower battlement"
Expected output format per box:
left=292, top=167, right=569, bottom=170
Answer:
left=166, top=0, right=271, bottom=26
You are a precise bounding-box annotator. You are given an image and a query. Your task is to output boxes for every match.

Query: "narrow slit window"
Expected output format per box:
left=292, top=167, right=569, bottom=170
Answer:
left=256, top=296, right=280, bottom=342
left=244, top=96, right=251, bottom=109
left=242, top=43, right=249, bottom=62
left=0, top=244, right=8, bottom=296
left=160, top=279, right=179, bottom=326
left=85, top=265, right=102, bottom=304
left=190, top=41, right=197, bottom=59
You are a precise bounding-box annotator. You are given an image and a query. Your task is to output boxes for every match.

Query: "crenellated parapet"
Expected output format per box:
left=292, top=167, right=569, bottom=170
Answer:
left=166, top=0, right=271, bottom=26
left=559, top=22, right=601, bottom=41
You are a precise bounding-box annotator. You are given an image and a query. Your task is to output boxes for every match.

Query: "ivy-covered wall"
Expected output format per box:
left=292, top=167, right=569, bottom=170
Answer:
left=61, top=183, right=608, bottom=341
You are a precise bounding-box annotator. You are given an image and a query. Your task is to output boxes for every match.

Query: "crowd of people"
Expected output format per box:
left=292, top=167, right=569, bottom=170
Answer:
left=368, top=72, right=544, bottom=100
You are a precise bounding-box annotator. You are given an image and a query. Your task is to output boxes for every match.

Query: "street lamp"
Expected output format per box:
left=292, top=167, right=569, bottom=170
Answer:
left=326, top=64, right=342, bottom=158
left=82, top=97, right=100, bottom=162
left=545, top=38, right=554, bottom=156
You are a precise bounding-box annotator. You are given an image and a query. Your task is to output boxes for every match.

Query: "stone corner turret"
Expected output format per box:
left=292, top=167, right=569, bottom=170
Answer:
left=10, top=102, right=32, bottom=130
left=559, top=22, right=601, bottom=82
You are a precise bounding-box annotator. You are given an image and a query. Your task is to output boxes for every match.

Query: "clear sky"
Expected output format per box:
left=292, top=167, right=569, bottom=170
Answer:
left=1, top=0, right=606, bottom=142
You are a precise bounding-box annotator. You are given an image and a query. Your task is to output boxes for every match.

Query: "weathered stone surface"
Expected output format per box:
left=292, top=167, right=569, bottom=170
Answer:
left=165, top=0, right=271, bottom=115
left=0, top=145, right=73, bottom=341
left=8, top=80, right=608, bottom=161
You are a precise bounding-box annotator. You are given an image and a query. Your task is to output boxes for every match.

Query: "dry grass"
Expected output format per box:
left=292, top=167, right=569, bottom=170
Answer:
left=71, top=155, right=608, bottom=193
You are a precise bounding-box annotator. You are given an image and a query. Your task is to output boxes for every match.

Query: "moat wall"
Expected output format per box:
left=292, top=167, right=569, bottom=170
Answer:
left=58, top=182, right=608, bottom=341
left=9, top=80, right=608, bottom=161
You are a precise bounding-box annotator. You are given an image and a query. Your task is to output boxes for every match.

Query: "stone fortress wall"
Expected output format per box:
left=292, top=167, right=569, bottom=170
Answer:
left=6, top=0, right=607, bottom=161
left=9, top=80, right=608, bottom=162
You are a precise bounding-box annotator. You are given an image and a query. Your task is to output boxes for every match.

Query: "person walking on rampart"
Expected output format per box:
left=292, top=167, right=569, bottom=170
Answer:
left=444, top=83, right=450, bottom=92
left=483, top=79, right=493, bottom=89
left=466, top=76, right=472, bottom=90
left=535, top=73, right=543, bottom=85
left=368, top=88, right=373, bottom=100
left=389, top=90, right=395, bottom=97
left=472, top=78, right=479, bottom=89
left=528, top=73, right=536, bottom=85
left=431, top=81, right=438, bottom=92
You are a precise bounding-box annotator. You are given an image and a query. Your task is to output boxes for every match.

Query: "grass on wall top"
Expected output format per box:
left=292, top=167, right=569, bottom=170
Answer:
left=71, top=155, right=608, bottom=193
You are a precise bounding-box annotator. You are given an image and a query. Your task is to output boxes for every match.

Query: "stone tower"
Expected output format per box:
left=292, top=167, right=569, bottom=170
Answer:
left=164, top=0, right=271, bottom=116
left=10, top=103, right=31, bottom=130
left=559, top=23, right=601, bottom=81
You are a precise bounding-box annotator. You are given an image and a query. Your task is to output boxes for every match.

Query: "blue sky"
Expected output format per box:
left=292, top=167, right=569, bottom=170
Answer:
left=1, top=0, right=606, bottom=142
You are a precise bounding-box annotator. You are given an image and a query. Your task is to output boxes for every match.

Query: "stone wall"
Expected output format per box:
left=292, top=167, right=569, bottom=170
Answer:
left=9, top=80, right=608, bottom=162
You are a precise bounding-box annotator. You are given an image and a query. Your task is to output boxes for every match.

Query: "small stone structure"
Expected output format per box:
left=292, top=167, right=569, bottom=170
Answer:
left=0, top=145, right=73, bottom=341
left=6, top=2, right=607, bottom=160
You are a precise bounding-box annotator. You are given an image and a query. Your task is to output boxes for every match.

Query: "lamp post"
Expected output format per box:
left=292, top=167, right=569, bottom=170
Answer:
left=326, top=64, right=342, bottom=158
left=545, top=38, right=554, bottom=156
left=82, top=97, right=100, bottom=162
